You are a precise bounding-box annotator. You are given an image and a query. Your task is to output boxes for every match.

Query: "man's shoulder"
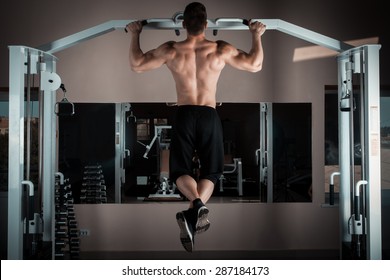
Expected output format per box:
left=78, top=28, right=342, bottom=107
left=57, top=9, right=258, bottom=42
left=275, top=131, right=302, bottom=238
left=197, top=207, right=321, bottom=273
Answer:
left=215, top=40, right=234, bottom=52
left=161, top=41, right=177, bottom=48
left=157, top=41, right=177, bottom=54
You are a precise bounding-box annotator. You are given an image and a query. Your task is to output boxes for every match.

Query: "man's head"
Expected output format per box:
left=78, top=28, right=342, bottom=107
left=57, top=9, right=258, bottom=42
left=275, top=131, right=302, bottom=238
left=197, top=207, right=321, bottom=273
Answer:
left=183, top=2, right=207, bottom=35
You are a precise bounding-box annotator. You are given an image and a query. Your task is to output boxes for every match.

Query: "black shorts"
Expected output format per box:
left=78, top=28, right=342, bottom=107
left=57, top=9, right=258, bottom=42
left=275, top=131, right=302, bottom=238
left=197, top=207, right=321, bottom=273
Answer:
left=170, top=105, right=224, bottom=185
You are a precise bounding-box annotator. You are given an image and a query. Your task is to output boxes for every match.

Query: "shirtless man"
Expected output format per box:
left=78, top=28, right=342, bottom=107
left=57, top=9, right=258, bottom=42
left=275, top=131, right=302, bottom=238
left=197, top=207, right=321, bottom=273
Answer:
left=127, top=2, right=266, bottom=252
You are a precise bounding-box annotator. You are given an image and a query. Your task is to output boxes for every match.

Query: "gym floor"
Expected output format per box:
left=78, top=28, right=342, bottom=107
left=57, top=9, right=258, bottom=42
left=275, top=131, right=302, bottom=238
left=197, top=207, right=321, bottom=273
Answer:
left=78, top=249, right=341, bottom=260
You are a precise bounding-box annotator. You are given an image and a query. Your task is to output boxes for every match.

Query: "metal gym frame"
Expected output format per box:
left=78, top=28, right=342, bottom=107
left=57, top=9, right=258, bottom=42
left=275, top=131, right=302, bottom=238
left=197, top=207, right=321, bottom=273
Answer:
left=8, top=16, right=381, bottom=259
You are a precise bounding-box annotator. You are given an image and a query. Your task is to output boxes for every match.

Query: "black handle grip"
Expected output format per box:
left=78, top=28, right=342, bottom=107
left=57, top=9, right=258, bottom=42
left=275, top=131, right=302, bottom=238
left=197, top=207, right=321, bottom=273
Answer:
left=329, top=184, right=334, bottom=205
left=29, top=196, right=34, bottom=221
left=124, top=20, right=149, bottom=33
left=354, top=195, right=360, bottom=221
left=242, top=19, right=250, bottom=26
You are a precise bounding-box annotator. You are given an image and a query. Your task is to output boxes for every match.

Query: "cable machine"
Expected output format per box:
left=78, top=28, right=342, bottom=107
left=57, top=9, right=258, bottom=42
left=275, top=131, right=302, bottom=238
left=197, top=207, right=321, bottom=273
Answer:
left=7, top=15, right=381, bottom=259
left=337, top=45, right=381, bottom=259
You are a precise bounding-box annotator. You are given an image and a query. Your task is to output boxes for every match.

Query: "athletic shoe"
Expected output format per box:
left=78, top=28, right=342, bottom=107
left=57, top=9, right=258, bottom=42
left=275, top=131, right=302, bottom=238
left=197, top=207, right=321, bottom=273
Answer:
left=176, top=211, right=194, bottom=252
left=191, top=198, right=210, bottom=234
left=194, top=206, right=210, bottom=234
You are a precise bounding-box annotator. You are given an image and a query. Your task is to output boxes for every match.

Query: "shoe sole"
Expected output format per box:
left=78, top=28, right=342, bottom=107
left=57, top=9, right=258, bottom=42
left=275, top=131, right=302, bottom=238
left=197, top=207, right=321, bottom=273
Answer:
left=195, top=206, right=210, bottom=234
left=176, top=212, right=193, bottom=252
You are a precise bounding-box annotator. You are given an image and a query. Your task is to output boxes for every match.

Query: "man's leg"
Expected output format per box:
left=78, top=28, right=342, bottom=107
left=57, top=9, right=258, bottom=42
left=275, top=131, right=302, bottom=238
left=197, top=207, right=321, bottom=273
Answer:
left=192, top=179, right=214, bottom=234
left=197, top=179, right=214, bottom=204
left=176, top=175, right=199, bottom=205
left=173, top=175, right=218, bottom=251
left=175, top=175, right=199, bottom=252
left=175, top=176, right=214, bottom=205
left=176, top=175, right=213, bottom=234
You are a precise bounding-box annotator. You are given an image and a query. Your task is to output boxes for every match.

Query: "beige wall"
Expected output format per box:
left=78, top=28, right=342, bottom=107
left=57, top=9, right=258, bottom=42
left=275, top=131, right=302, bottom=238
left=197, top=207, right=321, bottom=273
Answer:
left=74, top=203, right=339, bottom=252
left=0, top=0, right=387, bottom=253
left=0, top=0, right=386, bottom=103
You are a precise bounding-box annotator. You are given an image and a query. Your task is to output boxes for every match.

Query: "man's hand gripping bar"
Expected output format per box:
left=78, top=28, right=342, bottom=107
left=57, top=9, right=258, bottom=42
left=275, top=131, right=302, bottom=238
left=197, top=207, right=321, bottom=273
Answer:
left=124, top=20, right=148, bottom=33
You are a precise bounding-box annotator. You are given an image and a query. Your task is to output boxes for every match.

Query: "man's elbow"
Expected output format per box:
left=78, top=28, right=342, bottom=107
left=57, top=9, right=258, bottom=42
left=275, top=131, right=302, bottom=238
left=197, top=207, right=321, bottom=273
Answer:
left=249, top=63, right=263, bottom=73
left=130, top=62, right=144, bottom=73
left=131, top=67, right=144, bottom=73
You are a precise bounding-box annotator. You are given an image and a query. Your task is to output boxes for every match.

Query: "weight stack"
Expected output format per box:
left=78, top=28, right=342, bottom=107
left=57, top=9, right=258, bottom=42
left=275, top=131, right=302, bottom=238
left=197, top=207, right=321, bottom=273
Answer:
left=55, top=177, right=80, bottom=259
left=80, top=164, right=107, bottom=204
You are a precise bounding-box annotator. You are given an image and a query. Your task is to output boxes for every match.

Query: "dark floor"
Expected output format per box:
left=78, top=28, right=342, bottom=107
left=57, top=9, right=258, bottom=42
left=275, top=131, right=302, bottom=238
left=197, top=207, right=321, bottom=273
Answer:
left=78, top=247, right=390, bottom=260
left=79, top=250, right=341, bottom=260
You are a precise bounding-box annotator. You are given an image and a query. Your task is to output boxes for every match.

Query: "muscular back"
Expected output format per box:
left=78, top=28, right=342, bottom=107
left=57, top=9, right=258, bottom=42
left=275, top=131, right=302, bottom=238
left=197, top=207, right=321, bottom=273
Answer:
left=164, top=38, right=227, bottom=108
left=128, top=20, right=265, bottom=107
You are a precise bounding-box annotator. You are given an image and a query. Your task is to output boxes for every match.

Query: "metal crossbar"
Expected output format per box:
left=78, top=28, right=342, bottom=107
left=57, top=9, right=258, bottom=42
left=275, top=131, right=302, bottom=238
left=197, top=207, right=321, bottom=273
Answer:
left=38, top=18, right=353, bottom=54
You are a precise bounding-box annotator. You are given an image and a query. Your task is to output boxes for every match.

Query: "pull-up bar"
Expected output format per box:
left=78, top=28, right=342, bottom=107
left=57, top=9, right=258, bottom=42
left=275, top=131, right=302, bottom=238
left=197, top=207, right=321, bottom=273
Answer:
left=38, top=16, right=353, bottom=54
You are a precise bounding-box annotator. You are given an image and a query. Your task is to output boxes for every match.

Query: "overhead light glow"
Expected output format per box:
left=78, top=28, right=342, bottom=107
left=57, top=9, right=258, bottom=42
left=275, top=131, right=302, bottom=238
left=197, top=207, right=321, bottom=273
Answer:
left=293, top=37, right=379, bottom=62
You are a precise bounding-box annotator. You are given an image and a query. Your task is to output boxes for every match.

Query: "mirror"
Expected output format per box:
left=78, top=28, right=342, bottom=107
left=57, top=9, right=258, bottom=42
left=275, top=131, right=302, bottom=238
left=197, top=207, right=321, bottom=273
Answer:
left=271, top=103, right=312, bottom=202
left=58, top=102, right=312, bottom=203
left=58, top=103, right=116, bottom=203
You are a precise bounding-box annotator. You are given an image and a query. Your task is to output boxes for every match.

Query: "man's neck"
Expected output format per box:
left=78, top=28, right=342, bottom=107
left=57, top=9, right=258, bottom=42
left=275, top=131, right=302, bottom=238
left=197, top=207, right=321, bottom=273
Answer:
left=186, top=32, right=206, bottom=42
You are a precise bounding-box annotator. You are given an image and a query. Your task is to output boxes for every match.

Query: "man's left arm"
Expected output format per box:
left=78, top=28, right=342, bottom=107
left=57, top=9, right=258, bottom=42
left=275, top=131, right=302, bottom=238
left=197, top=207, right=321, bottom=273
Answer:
left=127, top=21, right=173, bottom=73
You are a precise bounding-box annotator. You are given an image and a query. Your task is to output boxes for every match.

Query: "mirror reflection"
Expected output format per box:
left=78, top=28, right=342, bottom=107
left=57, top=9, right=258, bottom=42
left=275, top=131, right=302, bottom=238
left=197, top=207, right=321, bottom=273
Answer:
left=57, top=102, right=312, bottom=203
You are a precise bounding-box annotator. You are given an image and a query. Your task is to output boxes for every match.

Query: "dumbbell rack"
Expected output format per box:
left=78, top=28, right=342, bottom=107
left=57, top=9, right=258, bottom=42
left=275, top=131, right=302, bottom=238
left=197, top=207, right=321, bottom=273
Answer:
left=55, top=177, right=80, bottom=259
left=80, top=164, right=107, bottom=204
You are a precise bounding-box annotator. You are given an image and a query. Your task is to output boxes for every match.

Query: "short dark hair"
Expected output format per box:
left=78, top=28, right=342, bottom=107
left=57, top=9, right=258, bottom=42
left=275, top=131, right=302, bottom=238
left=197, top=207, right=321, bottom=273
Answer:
left=183, top=2, right=207, bottom=35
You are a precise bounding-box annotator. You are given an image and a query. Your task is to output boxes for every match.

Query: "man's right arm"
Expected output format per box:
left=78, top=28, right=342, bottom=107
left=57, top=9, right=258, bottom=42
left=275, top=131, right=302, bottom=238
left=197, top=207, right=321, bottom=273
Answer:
left=127, top=21, right=145, bottom=71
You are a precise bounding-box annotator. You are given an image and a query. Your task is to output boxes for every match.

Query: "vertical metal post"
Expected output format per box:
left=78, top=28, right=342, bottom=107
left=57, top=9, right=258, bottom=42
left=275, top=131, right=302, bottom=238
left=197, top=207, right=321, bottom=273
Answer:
left=337, top=53, right=352, bottom=255
left=259, top=103, right=265, bottom=201
left=25, top=50, right=31, bottom=181
left=115, top=103, right=122, bottom=203
left=237, top=159, right=243, bottom=196
left=259, top=103, right=273, bottom=202
left=346, top=61, right=356, bottom=199
left=38, top=67, right=44, bottom=214
left=115, top=103, right=131, bottom=203
left=363, top=45, right=382, bottom=259
left=259, top=102, right=274, bottom=203
left=266, top=103, right=273, bottom=203
left=7, top=46, right=27, bottom=259
left=41, top=58, right=57, bottom=260
left=121, top=104, right=129, bottom=185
